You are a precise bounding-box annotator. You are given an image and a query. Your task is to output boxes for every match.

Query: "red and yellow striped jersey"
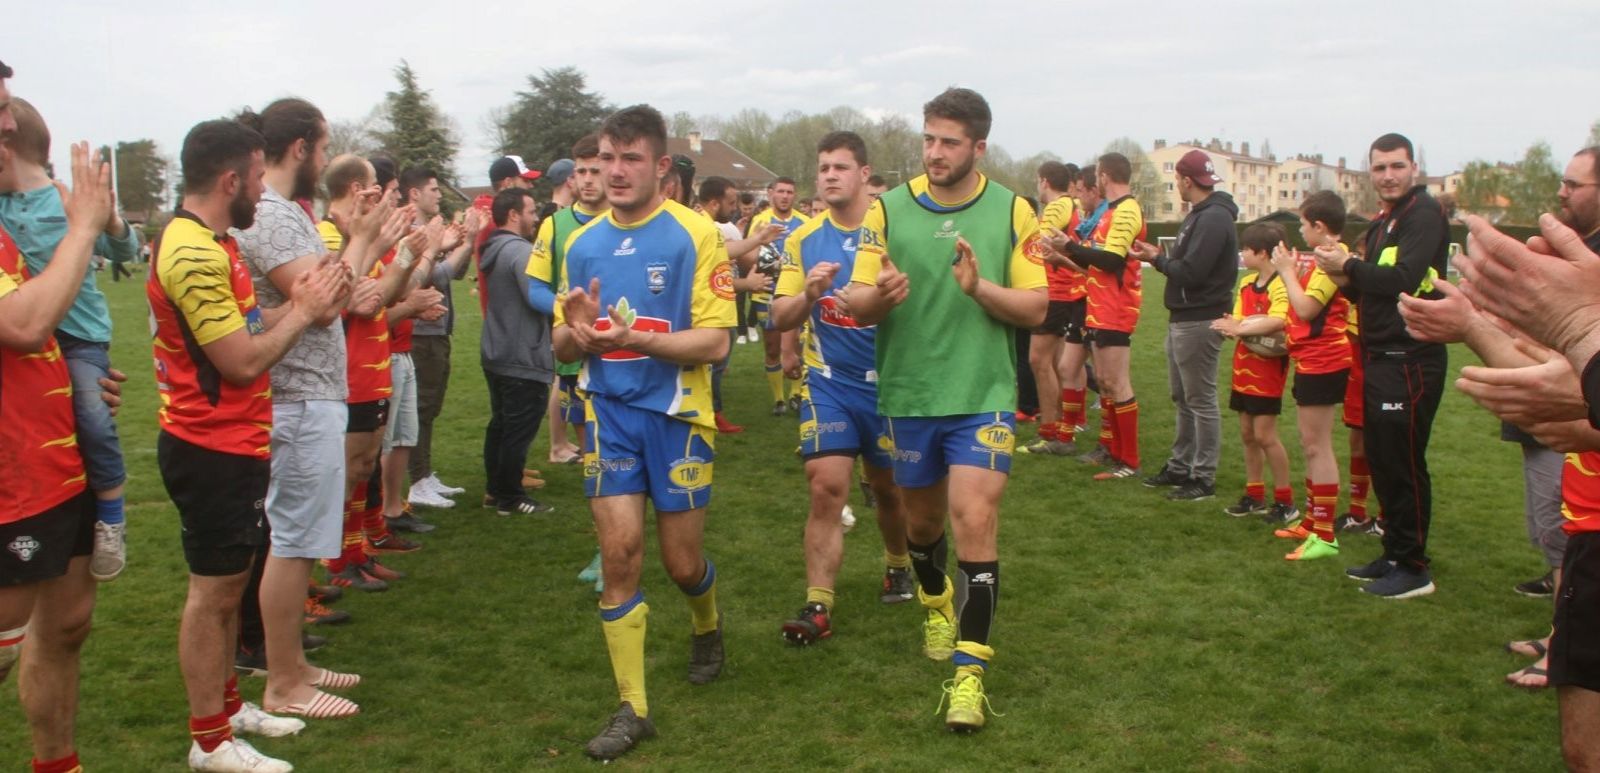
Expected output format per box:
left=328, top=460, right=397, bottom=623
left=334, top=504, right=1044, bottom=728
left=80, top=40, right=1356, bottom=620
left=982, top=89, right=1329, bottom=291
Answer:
left=1562, top=452, right=1600, bottom=535
left=321, top=221, right=393, bottom=403
left=378, top=247, right=413, bottom=354
left=1284, top=256, right=1352, bottom=375
left=1083, top=195, right=1144, bottom=334
left=0, top=224, right=87, bottom=524
left=148, top=212, right=273, bottom=458
left=1040, top=196, right=1085, bottom=302
left=1229, top=271, right=1289, bottom=399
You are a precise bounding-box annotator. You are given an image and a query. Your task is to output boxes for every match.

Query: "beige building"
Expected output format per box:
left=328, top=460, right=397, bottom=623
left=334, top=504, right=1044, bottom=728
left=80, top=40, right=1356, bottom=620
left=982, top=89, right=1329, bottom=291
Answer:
left=1272, top=155, right=1370, bottom=214
left=1146, top=139, right=1280, bottom=222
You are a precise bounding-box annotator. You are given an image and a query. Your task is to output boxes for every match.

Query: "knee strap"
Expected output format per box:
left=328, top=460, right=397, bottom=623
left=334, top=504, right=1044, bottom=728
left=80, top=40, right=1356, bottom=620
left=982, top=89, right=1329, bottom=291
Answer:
left=0, top=626, right=25, bottom=672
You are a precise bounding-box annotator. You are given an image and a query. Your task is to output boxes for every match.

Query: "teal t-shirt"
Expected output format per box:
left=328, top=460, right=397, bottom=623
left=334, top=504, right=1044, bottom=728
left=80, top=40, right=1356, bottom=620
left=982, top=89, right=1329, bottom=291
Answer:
left=0, top=184, right=137, bottom=343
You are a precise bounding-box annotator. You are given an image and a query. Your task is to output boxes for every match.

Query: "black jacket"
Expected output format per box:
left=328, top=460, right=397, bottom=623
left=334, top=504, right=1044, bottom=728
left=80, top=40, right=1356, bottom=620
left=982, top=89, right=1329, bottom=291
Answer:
left=1346, top=186, right=1449, bottom=353
left=1153, top=191, right=1239, bottom=322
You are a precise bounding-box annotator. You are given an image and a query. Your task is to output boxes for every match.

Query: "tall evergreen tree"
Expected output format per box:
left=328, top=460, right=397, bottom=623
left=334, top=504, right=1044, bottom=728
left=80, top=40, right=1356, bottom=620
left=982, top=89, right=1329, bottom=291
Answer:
left=496, top=67, right=610, bottom=170
left=373, top=60, right=459, bottom=190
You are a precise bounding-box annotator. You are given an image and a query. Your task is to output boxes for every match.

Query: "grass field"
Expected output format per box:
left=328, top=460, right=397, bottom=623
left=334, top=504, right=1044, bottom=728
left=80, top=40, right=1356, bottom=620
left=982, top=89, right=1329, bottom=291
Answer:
left=0, top=269, right=1564, bottom=770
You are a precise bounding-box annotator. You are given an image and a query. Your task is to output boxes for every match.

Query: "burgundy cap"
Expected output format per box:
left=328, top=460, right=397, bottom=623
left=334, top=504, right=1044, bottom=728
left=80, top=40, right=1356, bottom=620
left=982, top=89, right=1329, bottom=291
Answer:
left=1175, top=149, right=1222, bottom=186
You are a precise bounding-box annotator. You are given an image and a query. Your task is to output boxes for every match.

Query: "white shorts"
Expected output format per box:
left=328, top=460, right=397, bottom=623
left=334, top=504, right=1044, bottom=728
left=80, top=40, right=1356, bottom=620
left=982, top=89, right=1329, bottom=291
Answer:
left=384, top=352, right=420, bottom=452
left=266, top=400, right=348, bottom=559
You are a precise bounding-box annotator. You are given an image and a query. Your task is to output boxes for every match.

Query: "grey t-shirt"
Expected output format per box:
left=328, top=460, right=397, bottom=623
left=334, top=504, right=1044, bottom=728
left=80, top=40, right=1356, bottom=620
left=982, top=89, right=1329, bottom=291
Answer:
left=234, top=187, right=348, bottom=402
left=412, top=260, right=455, bottom=337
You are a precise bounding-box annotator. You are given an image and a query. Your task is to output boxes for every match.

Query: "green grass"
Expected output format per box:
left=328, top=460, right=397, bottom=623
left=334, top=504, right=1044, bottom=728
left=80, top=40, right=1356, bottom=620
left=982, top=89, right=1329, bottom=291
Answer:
left=0, top=270, right=1560, bottom=770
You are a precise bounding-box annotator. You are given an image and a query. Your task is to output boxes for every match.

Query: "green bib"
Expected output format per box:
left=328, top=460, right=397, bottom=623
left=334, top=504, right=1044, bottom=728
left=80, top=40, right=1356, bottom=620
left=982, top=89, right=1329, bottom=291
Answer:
left=875, top=178, right=1019, bottom=417
left=551, top=207, right=587, bottom=377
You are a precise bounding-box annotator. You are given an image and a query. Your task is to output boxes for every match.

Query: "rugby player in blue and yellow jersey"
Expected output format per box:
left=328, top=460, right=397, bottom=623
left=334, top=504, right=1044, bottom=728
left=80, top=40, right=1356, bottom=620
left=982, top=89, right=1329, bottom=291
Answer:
left=844, top=88, right=1047, bottom=732
left=747, top=177, right=810, bottom=415
left=551, top=105, right=737, bottom=762
left=770, top=131, right=911, bottom=646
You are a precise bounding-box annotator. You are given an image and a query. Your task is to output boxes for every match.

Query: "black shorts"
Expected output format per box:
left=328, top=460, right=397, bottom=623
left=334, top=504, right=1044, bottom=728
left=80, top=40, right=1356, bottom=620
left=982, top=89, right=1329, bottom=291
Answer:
left=1086, top=327, right=1131, bottom=348
left=347, top=399, right=390, bottom=433
left=1552, top=532, right=1600, bottom=692
left=1034, top=299, right=1084, bottom=340
left=1229, top=390, right=1283, bottom=416
left=158, top=431, right=269, bottom=577
left=0, top=491, right=94, bottom=587
left=1292, top=369, right=1349, bottom=407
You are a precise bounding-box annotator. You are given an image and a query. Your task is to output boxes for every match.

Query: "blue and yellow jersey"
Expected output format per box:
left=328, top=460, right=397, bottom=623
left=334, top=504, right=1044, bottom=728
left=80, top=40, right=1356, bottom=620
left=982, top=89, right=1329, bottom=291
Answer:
left=746, top=207, right=810, bottom=303
left=554, top=199, right=736, bottom=428
left=775, top=211, right=877, bottom=388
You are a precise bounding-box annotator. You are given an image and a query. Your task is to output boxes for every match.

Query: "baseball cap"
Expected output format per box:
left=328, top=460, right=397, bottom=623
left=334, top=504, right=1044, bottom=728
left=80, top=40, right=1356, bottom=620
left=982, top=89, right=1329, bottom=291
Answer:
left=546, top=158, right=574, bottom=186
left=1175, top=149, right=1222, bottom=186
left=489, top=155, right=541, bottom=185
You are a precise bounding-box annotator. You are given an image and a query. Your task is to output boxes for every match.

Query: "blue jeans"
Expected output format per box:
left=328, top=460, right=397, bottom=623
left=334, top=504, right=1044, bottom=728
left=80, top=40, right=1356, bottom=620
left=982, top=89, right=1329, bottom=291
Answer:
left=57, top=332, right=126, bottom=492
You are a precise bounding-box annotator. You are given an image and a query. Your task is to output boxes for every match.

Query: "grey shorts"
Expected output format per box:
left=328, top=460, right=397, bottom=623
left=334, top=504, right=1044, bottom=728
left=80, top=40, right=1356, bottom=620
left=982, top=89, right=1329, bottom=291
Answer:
left=384, top=352, right=420, bottom=452
left=266, top=400, right=347, bottom=559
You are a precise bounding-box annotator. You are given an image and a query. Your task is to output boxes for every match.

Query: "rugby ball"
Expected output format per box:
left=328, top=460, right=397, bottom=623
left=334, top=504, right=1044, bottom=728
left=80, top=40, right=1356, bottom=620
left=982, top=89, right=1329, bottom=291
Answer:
left=1239, top=315, right=1288, bottom=358
left=755, top=244, right=785, bottom=281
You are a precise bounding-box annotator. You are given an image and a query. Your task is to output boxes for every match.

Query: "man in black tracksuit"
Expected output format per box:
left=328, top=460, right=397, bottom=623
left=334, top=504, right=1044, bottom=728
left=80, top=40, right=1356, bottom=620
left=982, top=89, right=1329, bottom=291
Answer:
left=1318, top=133, right=1448, bottom=599
left=1132, top=149, right=1240, bottom=500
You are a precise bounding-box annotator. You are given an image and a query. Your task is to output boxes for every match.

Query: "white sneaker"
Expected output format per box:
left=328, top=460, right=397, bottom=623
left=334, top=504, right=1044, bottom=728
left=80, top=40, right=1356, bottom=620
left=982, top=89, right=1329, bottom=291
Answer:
left=407, top=484, right=456, bottom=509
left=90, top=520, right=127, bottom=582
left=840, top=504, right=857, bottom=532
left=188, top=738, right=293, bottom=772
left=747, top=327, right=760, bottom=341
left=735, top=335, right=748, bottom=345
left=230, top=702, right=305, bottom=738
left=423, top=473, right=465, bottom=496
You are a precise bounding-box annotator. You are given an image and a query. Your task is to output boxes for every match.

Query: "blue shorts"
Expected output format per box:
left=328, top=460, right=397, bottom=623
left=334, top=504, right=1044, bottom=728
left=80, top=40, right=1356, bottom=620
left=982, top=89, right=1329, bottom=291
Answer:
left=57, top=334, right=126, bottom=492
left=800, top=375, right=891, bottom=469
left=884, top=412, right=1016, bottom=489
left=558, top=374, right=585, bottom=425
left=584, top=394, right=716, bottom=512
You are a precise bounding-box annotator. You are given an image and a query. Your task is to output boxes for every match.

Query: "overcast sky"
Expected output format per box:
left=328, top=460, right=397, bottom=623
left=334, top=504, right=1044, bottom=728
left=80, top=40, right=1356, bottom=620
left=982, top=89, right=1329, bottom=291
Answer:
left=10, top=0, right=1599, bottom=191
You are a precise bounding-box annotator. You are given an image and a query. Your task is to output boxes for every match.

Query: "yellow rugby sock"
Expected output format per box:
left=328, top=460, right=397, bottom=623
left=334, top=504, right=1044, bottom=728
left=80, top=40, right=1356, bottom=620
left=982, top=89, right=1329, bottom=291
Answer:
left=684, top=560, right=720, bottom=635
left=765, top=365, right=785, bottom=403
left=599, top=593, right=650, bottom=717
left=805, top=586, right=835, bottom=611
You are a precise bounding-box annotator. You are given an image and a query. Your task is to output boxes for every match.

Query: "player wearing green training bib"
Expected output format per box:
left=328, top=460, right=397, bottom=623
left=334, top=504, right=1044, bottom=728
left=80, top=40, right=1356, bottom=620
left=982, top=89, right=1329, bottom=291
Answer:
left=844, top=87, right=1047, bottom=734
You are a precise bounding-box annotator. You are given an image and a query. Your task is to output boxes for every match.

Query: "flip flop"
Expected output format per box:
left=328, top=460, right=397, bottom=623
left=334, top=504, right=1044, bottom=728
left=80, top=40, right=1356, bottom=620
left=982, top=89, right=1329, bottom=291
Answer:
left=311, top=668, right=361, bottom=690
left=1504, top=639, right=1548, bottom=659
left=269, top=690, right=361, bottom=719
left=1505, top=664, right=1549, bottom=691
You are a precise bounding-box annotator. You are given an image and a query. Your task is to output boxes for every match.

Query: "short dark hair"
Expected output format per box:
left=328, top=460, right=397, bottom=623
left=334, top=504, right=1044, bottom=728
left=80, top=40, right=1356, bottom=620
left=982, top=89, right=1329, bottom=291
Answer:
left=1037, top=161, right=1077, bottom=193
left=1079, top=164, right=1097, bottom=187
left=866, top=174, right=886, bottom=187
left=923, top=87, right=992, bottom=141
left=600, top=104, right=668, bottom=160
left=0, top=61, right=12, bottom=79
left=1299, top=190, right=1347, bottom=233
left=571, top=132, right=600, bottom=160
left=697, top=176, right=735, bottom=205
left=236, top=98, right=325, bottom=164
left=398, top=166, right=435, bottom=203
left=369, top=155, right=397, bottom=190
left=1097, top=153, right=1132, bottom=185
left=1369, top=132, right=1414, bottom=162
left=672, top=153, right=696, bottom=193
left=181, top=119, right=265, bottom=195
left=738, top=191, right=755, bottom=205
left=773, top=176, right=796, bottom=189
left=491, top=187, right=534, bottom=227
left=1241, top=222, right=1285, bottom=255
left=817, top=130, right=869, bottom=166
left=322, top=154, right=371, bottom=201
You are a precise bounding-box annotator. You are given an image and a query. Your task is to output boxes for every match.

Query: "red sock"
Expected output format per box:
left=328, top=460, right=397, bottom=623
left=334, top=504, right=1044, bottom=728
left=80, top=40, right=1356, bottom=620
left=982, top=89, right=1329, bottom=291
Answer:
left=32, top=753, right=81, bottom=773
left=1245, top=481, right=1265, bottom=500
left=1039, top=422, right=1059, bottom=442
left=1061, top=387, right=1086, bottom=430
left=1274, top=486, right=1293, bottom=506
left=1349, top=455, right=1370, bottom=518
left=362, top=502, right=390, bottom=542
left=328, top=483, right=368, bottom=574
left=1310, top=482, right=1339, bottom=541
left=223, top=675, right=243, bottom=718
left=1112, top=398, right=1140, bottom=468
left=1098, top=396, right=1114, bottom=451
left=189, top=711, right=233, bottom=753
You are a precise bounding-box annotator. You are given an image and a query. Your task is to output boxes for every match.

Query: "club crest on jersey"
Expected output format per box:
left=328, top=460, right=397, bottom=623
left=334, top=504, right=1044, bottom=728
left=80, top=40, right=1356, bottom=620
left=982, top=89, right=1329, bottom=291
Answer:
left=1022, top=233, right=1048, bottom=266
left=614, top=237, right=636, bottom=256
left=7, top=536, right=40, bottom=562
left=934, top=219, right=960, bottom=239
left=646, top=262, right=669, bottom=294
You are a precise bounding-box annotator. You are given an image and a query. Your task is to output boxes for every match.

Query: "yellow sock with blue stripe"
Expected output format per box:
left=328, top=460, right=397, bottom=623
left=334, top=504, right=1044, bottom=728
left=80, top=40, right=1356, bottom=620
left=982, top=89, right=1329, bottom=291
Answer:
left=683, top=559, right=720, bottom=635
left=599, top=591, right=650, bottom=717
left=765, top=364, right=785, bottom=403
left=805, top=586, right=835, bottom=611
left=954, top=641, right=995, bottom=676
